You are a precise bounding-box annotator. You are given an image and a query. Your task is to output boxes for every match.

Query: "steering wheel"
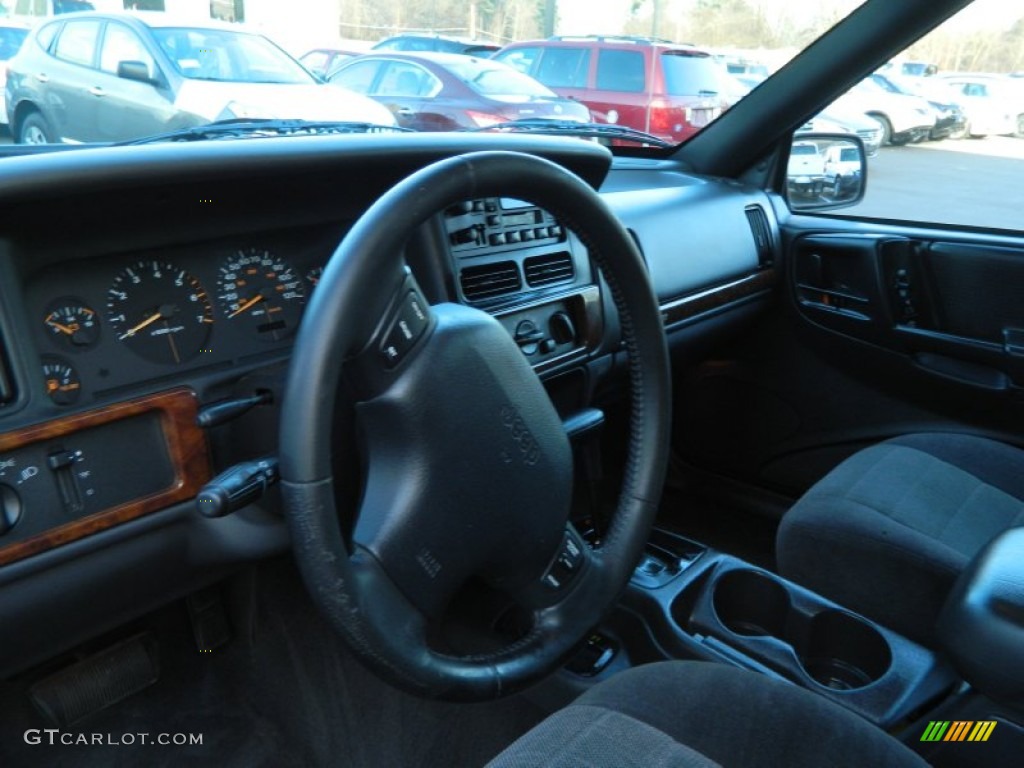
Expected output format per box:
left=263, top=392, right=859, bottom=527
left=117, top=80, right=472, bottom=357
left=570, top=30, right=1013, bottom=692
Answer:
left=279, top=151, right=671, bottom=701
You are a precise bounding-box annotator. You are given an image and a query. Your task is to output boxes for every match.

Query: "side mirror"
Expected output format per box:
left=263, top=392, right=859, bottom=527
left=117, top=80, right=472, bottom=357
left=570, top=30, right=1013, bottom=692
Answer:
left=785, top=133, right=866, bottom=211
left=117, top=60, right=157, bottom=84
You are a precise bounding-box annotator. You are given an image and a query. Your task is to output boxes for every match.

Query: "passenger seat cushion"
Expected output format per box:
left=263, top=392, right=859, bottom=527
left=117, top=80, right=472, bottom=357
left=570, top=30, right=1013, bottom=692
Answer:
left=777, top=434, right=1024, bottom=645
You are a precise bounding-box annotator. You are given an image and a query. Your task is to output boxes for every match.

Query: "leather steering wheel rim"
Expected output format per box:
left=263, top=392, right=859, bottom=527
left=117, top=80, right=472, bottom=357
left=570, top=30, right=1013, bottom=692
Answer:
left=279, top=150, right=671, bottom=701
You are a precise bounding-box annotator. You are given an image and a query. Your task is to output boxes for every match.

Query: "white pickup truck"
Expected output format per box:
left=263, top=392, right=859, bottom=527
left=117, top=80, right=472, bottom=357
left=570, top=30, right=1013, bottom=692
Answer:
left=787, top=141, right=827, bottom=198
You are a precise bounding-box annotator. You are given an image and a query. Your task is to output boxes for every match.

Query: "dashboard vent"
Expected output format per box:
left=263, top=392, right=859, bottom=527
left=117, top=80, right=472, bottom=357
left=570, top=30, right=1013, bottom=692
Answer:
left=524, top=252, right=575, bottom=288
left=460, top=261, right=522, bottom=301
left=744, top=205, right=774, bottom=268
left=0, top=337, right=15, bottom=408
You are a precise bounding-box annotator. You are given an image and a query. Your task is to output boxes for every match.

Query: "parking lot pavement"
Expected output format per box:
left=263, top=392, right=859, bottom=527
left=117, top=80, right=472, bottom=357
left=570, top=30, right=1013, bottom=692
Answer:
left=843, top=136, right=1024, bottom=231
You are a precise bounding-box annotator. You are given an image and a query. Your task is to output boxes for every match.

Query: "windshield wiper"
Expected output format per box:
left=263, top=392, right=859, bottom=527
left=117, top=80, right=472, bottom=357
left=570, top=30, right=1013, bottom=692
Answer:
left=469, top=118, right=675, bottom=148
left=117, top=118, right=413, bottom=146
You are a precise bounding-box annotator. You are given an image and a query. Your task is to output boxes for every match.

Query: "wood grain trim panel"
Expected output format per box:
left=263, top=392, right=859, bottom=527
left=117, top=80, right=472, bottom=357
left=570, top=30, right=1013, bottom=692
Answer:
left=660, top=269, right=777, bottom=328
left=0, top=388, right=211, bottom=566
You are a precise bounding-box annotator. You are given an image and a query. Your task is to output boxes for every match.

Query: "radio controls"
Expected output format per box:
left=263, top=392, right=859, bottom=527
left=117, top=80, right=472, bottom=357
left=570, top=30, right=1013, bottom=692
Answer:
left=489, top=233, right=506, bottom=246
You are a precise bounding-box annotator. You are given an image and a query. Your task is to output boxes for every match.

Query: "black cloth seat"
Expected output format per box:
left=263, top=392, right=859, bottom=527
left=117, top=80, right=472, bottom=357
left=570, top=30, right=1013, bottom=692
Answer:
left=777, top=433, right=1024, bottom=645
left=488, top=661, right=927, bottom=767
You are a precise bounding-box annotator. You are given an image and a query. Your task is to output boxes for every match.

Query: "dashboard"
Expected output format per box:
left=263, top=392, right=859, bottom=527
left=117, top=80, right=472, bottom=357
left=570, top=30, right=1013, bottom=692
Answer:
left=0, top=133, right=778, bottom=675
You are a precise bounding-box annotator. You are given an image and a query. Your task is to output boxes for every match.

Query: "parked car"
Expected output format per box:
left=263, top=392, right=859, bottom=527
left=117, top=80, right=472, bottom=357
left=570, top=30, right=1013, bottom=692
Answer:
left=823, top=142, right=863, bottom=194
left=326, top=51, right=589, bottom=131
left=786, top=140, right=826, bottom=198
left=871, top=72, right=967, bottom=139
left=939, top=73, right=1024, bottom=137
left=0, top=20, right=27, bottom=125
left=298, top=47, right=364, bottom=80
left=801, top=101, right=884, bottom=156
left=371, top=34, right=500, bottom=57
left=493, top=35, right=735, bottom=144
left=830, top=76, right=934, bottom=144
left=4, top=12, right=395, bottom=144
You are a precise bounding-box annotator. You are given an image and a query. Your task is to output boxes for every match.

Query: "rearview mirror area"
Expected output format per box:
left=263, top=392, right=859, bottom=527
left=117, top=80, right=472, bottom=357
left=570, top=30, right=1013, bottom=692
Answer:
left=785, top=134, right=866, bottom=211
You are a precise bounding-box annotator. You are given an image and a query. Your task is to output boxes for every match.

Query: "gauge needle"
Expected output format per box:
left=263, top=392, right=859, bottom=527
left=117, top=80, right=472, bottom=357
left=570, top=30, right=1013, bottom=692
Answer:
left=47, top=320, right=79, bottom=335
left=228, top=293, right=265, bottom=318
left=119, top=311, right=163, bottom=340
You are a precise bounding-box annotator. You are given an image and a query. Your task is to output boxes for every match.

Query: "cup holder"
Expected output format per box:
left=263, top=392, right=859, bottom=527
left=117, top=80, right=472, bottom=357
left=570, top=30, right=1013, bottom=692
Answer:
left=799, top=610, right=892, bottom=690
left=712, top=569, right=791, bottom=637
left=709, top=568, right=892, bottom=691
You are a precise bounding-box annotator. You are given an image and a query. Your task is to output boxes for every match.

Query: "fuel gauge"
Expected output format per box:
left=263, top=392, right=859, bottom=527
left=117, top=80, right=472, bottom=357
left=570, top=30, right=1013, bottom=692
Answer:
left=41, top=356, right=82, bottom=406
left=44, top=299, right=100, bottom=350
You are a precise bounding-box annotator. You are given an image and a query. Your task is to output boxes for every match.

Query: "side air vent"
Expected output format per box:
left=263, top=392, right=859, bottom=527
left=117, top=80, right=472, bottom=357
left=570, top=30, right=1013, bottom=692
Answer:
left=744, top=205, right=774, bottom=268
left=0, top=337, right=15, bottom=408
left=524, top=252, right=575, bottom=288
left=460, top=261, right=522, bottom=301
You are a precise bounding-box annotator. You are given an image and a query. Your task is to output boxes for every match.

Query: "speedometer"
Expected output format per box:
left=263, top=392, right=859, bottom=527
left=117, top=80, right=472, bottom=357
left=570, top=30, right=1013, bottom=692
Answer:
left=216, top=248, right=306, bottom=341
left=106, top=261, right=213, bottom=365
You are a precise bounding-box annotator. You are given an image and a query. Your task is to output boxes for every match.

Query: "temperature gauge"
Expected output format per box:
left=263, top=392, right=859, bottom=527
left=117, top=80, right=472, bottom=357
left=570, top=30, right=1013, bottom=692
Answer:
left=41, top=356, right=82, bottom=406
left=44, top=299, right=100, bottom=350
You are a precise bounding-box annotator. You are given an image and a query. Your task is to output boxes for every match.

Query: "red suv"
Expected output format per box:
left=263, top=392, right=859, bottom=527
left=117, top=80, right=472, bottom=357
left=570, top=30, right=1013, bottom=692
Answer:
left=493, top=36, right=736, bottom=143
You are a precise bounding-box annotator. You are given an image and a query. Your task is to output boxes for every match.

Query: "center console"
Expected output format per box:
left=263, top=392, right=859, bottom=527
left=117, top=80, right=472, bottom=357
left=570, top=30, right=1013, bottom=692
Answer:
left=616, top=529, right=957, bottom=728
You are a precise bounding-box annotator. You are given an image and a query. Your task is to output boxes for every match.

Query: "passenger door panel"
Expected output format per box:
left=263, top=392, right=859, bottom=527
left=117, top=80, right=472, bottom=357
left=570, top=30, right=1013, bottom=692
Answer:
left=674, top=213, right=1024, bottom=499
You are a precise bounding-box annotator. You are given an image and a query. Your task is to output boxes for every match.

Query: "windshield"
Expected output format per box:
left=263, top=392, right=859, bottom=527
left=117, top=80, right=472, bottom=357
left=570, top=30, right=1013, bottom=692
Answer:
left=151, top=27, right=315, bottom=84
left=4, top=0, right=1022, bottom=156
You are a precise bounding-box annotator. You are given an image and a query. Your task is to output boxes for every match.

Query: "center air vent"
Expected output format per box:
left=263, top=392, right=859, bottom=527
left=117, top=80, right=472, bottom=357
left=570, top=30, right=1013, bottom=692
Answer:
left=744, top=205, right=774, bottom=268
left=524, top=252, right=575, bottom=288
left=460, top=261, right=522, bottom=301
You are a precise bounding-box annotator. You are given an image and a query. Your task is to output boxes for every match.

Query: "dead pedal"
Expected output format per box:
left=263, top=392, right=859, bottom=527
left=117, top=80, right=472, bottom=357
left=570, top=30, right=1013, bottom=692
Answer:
left=30, top=632, right=160, bottom=727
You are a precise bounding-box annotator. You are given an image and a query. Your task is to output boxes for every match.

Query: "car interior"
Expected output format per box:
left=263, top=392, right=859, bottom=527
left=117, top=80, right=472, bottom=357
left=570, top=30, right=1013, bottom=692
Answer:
left=1, top=0, right=1022, bottom=765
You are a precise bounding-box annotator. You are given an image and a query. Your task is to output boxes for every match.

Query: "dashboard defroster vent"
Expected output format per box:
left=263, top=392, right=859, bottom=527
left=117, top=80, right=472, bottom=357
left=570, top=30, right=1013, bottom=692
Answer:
left=460, top=261, right=522, bottom=301
left=524, top=252, right=575, bottom=288
left=744, top=205, right=774, bottom=268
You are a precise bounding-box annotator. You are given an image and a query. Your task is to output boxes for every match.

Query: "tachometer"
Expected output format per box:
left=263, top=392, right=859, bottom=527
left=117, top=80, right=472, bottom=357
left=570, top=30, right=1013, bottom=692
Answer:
left=217, top=248, right=305, bottom=341
left=106, top=261, right=213, bottom=365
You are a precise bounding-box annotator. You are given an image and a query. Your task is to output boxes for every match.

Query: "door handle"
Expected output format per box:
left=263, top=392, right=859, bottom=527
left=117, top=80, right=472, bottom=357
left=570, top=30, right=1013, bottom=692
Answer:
left=395, top=107, right=414, bottom=116
left=88, top=86, right=106, bottom=97
left=36, top=73, right=49, bottom=83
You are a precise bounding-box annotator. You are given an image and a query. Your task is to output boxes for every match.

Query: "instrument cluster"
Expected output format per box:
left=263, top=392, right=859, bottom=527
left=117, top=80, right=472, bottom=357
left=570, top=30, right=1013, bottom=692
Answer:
left=23, top=227, right=340, bottom=406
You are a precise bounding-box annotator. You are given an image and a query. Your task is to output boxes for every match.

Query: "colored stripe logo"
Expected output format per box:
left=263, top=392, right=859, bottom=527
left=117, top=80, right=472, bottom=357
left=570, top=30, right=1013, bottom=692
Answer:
left=920, top=721, right=997, bottom=742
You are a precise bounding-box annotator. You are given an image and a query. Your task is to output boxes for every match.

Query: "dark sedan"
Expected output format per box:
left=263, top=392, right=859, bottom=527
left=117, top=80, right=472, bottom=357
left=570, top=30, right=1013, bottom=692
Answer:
left=326, top=51, right=591, bottom=131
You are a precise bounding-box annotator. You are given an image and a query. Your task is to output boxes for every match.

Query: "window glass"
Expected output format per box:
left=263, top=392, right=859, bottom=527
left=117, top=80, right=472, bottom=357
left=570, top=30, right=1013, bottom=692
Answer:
left=535, top=47, right=589, bottom=88
left=375, top=61, right=439, bottom=98
left=445, top=57, right=555, bottom=98
left=99, top=24, right=155, bottom=77
left=661, top=51, right=731, bottom=96
left=831, top=3, right=1024, bottom=231
left=596, top=49, right=645, bottom=92
left=493, top=46, right=541, bottom=76
left=53, top=20, right=100, bottom=67
left=152, top=28, right=312, bottom=84
left=300, top=51, right=329, bottom=72
left=328, top=59, right=382, bottom=93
